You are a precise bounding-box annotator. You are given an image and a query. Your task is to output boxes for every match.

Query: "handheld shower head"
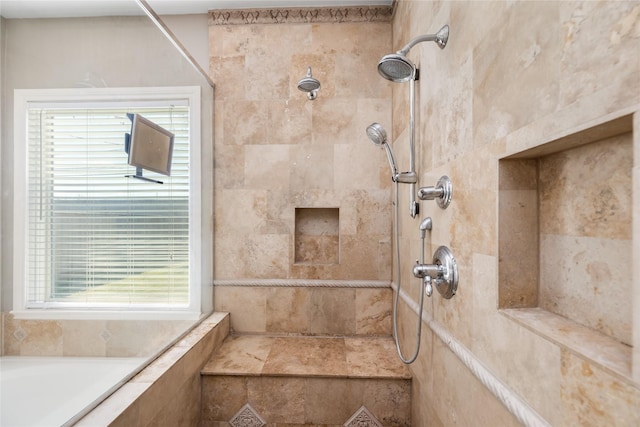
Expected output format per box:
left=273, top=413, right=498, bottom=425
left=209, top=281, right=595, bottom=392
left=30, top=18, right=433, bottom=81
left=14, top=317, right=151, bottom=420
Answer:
left=366, top=122, right=387, bottom=146
left=297, top=67, right=321, bottom=100
left=366, top=122, right=398, bottom=178
left=377, top=24, right=449, bottom=82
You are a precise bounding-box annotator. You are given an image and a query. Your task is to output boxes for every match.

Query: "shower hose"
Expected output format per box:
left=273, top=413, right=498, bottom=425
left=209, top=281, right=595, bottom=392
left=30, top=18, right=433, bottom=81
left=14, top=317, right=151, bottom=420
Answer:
left=392, top=179, right=425, bottom=364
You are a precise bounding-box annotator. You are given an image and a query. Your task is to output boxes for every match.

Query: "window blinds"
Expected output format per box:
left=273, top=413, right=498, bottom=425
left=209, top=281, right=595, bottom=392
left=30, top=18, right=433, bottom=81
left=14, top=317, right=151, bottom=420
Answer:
left=27, top=106, right=190, bottom=308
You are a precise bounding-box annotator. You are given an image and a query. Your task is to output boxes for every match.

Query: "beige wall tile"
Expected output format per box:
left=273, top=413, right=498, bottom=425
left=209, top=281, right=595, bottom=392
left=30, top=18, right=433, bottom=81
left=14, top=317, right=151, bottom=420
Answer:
left=215, top=286, right=267, bottom=333
left=540, top=233, right=632, bottom=345
left=473, top=1, right=561, bottom=143
left=558, top=2, right=640, bottom=108
left=355, top=288, right=392, bottom=335
left=539, top=134, right=632, bottom=239
left=201, top=376, right=248, bottom=422
left=561, top=350, right=640, bottom=426
left=208, top=3, right=639, bottom=426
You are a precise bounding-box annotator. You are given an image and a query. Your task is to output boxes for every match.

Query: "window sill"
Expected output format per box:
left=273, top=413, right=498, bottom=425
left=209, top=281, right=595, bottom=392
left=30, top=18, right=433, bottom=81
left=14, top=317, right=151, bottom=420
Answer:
left=10, top=309, right=201, bottom=321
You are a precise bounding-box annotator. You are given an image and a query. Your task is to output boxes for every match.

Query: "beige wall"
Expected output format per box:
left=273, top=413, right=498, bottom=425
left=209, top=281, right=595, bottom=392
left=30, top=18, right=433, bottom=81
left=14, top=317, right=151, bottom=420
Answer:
left=210, top=17, right=394, bottom=283
left=209, top=1, right=639, bottom=425
left=391, top=1, right=639, bottom=425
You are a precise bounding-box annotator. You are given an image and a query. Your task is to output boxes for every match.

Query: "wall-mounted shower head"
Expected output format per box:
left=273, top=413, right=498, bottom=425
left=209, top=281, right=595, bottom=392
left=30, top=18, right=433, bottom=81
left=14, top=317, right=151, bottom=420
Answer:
left=377, top=24, right=449, bottom=82
left=366, top=122, right=398, bottom=179
left=297, top=67, right=321, bottom=100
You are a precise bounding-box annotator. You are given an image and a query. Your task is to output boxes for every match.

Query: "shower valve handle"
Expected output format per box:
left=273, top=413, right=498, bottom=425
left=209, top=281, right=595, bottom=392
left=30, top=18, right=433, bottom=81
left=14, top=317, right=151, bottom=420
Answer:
left=412, top=246, right=458, bottom=299
left=417, top=175, right=452, bottom=209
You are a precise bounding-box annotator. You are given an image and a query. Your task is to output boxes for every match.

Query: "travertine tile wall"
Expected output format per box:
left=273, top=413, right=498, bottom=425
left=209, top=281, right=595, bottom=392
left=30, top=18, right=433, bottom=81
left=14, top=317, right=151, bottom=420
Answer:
left=207, top=1, right=639, bottom=424
left=538, top=133, right=633, bottom=346
left=209, top=10, right=396, bottom=336
left=2, top=313, right=193, bottom=357
left=209, top=14, right=393, bottom=283
left=390, top=1, right=640, bottom=425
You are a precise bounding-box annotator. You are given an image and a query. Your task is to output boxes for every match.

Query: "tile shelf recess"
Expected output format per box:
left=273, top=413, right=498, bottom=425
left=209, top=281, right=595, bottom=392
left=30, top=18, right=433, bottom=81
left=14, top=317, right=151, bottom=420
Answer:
left=498, top=111, right=636, bottom=386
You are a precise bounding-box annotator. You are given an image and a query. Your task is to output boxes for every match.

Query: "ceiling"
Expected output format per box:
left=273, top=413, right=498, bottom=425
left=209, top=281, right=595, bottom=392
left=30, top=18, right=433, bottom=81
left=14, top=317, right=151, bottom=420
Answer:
left=0, top=0, right=393, bottom=19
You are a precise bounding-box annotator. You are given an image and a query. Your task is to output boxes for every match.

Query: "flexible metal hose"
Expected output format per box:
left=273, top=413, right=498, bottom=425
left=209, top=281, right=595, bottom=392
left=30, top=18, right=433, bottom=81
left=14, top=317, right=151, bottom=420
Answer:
left=392, top=179, right=425, bottom=364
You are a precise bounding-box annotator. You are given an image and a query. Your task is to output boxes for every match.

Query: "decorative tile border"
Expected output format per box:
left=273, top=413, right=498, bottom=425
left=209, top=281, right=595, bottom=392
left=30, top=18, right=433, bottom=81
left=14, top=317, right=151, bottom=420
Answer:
left=344, top=406, right=383, bottom=427
left=229, top=403, right=266, bottom=427
left=393, top=282, right=551, bottom=427
left=209, top=6, right=392, bottom=26
left=213, top=279, right=390, bottom=288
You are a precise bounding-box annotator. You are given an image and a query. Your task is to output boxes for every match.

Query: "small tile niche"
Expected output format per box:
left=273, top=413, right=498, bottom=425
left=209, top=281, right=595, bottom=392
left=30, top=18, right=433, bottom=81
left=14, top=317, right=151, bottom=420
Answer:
left=498, top=114, right=634, bottom=379
left=294, top=208, right=339, bottom=265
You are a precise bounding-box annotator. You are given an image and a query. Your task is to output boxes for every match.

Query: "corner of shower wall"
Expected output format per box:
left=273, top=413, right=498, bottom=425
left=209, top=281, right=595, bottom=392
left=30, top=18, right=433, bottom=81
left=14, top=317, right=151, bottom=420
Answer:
left=498, top=110, right=636, bottom=384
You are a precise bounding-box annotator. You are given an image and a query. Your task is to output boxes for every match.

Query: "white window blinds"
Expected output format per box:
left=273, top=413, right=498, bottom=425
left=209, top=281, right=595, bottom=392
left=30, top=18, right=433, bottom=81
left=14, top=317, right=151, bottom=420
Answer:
left=26, top=105, right=190, bottom=309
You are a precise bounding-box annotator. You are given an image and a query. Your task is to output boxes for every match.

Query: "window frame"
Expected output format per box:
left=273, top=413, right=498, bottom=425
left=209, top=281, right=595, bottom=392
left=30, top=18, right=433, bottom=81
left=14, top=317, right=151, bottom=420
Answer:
left=13, top=87, right=202, bottom=320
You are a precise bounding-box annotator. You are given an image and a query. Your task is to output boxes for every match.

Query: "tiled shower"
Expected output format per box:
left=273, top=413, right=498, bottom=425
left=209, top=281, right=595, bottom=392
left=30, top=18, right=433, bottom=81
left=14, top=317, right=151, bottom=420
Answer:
left=1, top=0, right=638, bottom=426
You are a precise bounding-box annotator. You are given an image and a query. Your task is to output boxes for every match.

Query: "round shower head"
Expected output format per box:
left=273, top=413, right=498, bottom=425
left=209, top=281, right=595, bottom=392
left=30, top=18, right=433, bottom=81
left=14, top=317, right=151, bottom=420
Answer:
left=366, top=122, right=388, bottom=146
left=377, top=53, right=416, bottom=83
left=297, top=67, right=321, bottom=99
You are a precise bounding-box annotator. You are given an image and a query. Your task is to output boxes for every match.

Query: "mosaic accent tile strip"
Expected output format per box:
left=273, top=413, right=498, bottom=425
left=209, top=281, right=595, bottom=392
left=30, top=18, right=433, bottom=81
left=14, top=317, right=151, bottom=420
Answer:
left=344, top=406, right=383, bottom=427
left=213, top=279, right=390, bottom=288
left=229, top=403, right=266, bottom=427
left=209, top=6, right=392, bottom=26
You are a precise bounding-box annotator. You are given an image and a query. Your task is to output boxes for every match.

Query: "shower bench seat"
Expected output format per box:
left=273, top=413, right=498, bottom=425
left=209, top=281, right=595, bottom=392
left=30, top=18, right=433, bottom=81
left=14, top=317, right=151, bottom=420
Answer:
left=200, top=334, right=412, bottom=426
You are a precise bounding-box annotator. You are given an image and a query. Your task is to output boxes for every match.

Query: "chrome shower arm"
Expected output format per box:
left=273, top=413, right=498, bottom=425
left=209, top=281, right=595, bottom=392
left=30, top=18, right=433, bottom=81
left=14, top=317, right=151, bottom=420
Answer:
left=398, top=24, right=450, bottom=55
left=399, top=34, right=437, bottom=55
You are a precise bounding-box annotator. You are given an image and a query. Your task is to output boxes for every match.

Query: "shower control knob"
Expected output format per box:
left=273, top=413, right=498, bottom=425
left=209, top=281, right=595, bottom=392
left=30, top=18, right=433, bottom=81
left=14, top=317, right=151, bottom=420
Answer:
left=417, top=175, right=452, bottom=209
left=412, top=246, right=458, bottom=299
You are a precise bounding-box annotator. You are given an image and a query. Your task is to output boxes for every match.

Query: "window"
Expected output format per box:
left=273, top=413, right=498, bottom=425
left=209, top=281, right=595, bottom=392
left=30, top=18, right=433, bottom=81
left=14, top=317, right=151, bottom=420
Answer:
left=13, top=87, right=201, bottom=318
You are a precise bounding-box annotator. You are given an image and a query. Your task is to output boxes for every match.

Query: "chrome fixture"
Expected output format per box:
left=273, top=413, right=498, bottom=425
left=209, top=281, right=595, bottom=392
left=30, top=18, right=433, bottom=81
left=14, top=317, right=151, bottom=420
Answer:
left=366, top=123, right=417, bottom=184
left=419, top=216, right=432, bottom=238
left=375, top=24, right=449, bottom=218
left=377, top=25, right=449, bottom=82
left=297, top=66, right=320, bottom=100
left=413, top=245, right=458, bottom=299
left=418, top=217, right=434, bottom=296
left=417, top=175, right=453, bottom=209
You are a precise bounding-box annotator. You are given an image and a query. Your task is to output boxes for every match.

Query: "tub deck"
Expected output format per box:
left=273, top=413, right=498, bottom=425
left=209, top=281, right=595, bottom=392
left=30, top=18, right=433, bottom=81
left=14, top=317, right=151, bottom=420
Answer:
left=0, top=356, right=145, bottom=427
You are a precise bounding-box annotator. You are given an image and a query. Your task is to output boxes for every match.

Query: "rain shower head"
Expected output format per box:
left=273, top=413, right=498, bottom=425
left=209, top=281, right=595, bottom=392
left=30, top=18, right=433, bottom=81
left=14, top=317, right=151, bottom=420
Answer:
left=377, top=24, right=449, bottom=82
left=366, top=122, right=398, bottom=179
left=297, top=67, right=321, bottom=100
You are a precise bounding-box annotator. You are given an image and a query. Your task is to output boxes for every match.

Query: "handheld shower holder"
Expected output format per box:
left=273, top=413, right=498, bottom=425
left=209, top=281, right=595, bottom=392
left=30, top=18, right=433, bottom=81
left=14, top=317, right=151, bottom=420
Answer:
left=417, top=175, right=452, bottom=209
left=393, top=171, right=417, bottom=184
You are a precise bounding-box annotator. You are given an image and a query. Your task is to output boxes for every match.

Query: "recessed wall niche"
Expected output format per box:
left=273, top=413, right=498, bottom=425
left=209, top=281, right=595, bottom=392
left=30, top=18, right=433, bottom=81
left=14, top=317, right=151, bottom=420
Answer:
left=499, top=114, right=634, bottom=378
left=294, top=208, right=339, bottom=265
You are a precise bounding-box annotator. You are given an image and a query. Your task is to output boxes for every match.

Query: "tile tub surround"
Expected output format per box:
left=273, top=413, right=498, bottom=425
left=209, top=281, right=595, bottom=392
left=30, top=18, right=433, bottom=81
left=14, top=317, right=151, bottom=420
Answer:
left=75, top=312, right=229, bottom=427
left=201, top=334, right=411, bottom=426
left=1, top=312, right=194, bottom=357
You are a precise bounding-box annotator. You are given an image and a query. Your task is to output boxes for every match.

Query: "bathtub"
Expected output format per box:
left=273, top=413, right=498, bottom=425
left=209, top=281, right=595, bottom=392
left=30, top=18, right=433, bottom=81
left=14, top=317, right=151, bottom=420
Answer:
left=0, top=356, right=146, bottom=427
